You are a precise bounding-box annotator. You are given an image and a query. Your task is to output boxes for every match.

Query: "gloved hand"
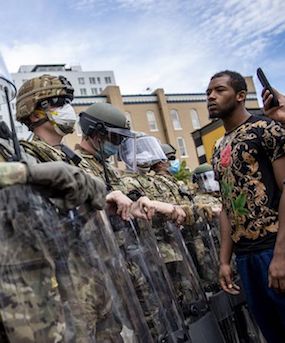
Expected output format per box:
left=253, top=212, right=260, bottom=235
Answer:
left=0, top=162, right=28, bottom=187
left=27, top=161, right=106, bottom=210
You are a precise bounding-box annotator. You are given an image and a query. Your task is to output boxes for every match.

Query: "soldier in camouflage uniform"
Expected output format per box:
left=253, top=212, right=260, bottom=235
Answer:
left=190, top=163, right=222, bottom=291
left=0, top=138, right=107, bottom=343
left=161, top=146, right=221, bottom=293
left=16, top=75, right=125, bottom=342
left=0, top=59, right=108, bottom=342
left=120, top=136, right=210, bottom=324
left=77, top=104, right=192, bottom=341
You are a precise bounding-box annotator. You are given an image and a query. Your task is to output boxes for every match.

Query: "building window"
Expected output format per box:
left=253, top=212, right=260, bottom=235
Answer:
left=97, top=77, right=101, bottom=84
left=91, top=88, right=98, bottom=95
left=105, top=76, right=112, bottom=84
left=170, top=109, right=182, bottom=130
left=177, top=137, right=187, bottom=157
left=190, top=109, right=201, bottom=129
left=80, top=88, right=87, bottom=96
left=146, top=110, right=158, bottom=131
left=78, top=77, right=85, bottom=85
left=125, top=112, right=133, bottom=129
left=99, top=88, right=103, bottom=93
left=89, top=77, right=96, bottom=84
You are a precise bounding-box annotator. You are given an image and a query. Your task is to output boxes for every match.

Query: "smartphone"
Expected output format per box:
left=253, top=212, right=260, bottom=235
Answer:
left=257, top=67, right=279, bottom=108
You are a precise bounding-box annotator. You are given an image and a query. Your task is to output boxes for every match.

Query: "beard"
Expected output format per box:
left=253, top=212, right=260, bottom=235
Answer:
left=208, top=101, right=237, bottom=119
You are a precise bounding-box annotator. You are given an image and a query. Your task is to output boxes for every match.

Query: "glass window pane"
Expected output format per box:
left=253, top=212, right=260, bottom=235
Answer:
left=177, top=137, right=187, bottom=156
left=190, top=109, right=201, bottom=129
left=146, top=111, right=158, bottom=131
left=170, top=109, right=181, bottom=130
left=78, top=77, right=85, bottom=85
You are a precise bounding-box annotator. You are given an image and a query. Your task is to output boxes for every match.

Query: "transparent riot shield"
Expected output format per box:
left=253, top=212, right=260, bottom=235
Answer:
left=182, top=218, right=220, bottom=294
left=152, top=216, right=208, bottom=324
left=0, top=184, right=68, bottom=343
left=63, top=206, right=154, bottom=343
left=0, top=53, right=16, bottom=104
left=106, top=211, right=192, bottom=342
left=161, top=221, right=226, bottom=342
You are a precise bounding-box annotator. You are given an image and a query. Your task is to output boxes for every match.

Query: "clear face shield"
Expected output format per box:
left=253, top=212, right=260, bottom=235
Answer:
left=99, top=126, right=136, bottom=162
left=0, top=52, right=16, bottom=105
left=197, top=170, right=220, bottom=193
left=120, top=135, right=167, bottom=172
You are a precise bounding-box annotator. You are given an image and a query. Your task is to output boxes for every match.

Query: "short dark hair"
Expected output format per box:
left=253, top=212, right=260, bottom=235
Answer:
left=211, top=70, right=247, bottom=93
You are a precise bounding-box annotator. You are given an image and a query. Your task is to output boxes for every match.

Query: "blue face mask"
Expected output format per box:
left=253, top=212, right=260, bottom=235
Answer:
left=168, top=159, right=180, bottom=174
left=102, top=141, right=119, bottom=158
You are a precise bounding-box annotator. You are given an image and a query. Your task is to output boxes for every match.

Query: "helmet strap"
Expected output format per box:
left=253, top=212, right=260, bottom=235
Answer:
left=98, top=139, right=112, bottom=191
left=29, top=117, right=49, bottom=131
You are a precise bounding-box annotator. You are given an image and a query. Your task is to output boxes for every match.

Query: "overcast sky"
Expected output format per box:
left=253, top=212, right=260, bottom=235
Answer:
left=1, top=0, right=285, bottom=102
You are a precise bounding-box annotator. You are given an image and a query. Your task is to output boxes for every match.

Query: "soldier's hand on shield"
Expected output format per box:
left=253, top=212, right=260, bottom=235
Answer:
left=106, top=190, right=133, bottom=221
left=262, top=88, right=285, bottom=123
left=150, top=201, right=186, bottom=226
left=0, top=162, right=28, bottom=187
left=219, top=263, right=240, bottom=295
left=131, top=196, right=155, bottom=221
left=170, top=205, right=186, bottom=226
left=195, top=203, right=213, bottom=221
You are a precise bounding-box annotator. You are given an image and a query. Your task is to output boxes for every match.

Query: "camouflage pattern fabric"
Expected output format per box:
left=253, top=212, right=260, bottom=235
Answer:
left=75, top=150, right=190, bottom=341
left=0, top=185, right=66, bottom=343
left=16, top=74, right=74, bottom=121
left=121, top=172, right=208, bottom=324
left=20, top=138, right=123, bottom=342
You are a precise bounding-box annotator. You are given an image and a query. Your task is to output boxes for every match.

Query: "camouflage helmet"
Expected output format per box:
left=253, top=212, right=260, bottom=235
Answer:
left=16, top=74, right=74, bottom=121
left=79, top=102, right=130, bottom=137
left=192, top=163, right=219, bottom=193
left=193, top=163, right=213, bottom=175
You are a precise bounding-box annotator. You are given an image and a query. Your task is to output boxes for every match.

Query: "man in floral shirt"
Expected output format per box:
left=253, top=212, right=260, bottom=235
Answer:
left=208, top=70, right=285, bottom=343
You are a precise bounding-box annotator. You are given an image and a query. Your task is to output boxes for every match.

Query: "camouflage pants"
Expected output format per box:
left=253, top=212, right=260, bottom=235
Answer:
left=0, top=263, right=65, bottom=343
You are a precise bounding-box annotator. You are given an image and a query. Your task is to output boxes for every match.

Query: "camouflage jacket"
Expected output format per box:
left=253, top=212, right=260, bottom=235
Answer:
left=121, top=171, right=196, bottom=226
left=75, top=146, right=129, bottom=194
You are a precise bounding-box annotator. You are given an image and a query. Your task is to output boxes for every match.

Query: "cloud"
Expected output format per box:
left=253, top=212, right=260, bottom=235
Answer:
left=0, top=0, right=284, bottom=95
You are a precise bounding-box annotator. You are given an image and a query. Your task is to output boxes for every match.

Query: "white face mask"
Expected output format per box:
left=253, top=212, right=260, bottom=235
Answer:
left=48, top=104, right=77, bottom=136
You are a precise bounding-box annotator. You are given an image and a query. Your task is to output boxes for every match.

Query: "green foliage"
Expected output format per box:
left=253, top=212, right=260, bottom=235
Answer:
left=174, top=160, right=192, bottom=182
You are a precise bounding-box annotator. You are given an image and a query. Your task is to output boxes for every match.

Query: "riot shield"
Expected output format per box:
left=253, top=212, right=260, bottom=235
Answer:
left=182, top=218, right=220, bottom=294
left=152, top=216, right=208, bottom=323
left=106, top=211, right=192, bottom=342
left=0, top=184, right=68, bottom=342
left=162, top=222, right=226, bottom=342
left=64, top=206, right=154, bottom=343
left=0, top=53, right=16, bottom=103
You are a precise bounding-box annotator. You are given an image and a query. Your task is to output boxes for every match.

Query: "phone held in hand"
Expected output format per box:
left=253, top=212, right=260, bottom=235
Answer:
left=257, top=67, right=279, bottom=108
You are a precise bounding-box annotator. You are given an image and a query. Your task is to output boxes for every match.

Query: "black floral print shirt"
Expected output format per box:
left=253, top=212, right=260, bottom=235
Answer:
left=212, top=115, right=285, bottom=253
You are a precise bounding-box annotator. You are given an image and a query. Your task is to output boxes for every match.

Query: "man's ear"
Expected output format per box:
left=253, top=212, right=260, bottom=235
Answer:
left=236, top=90, right=247, bottom=103
left=30, top=112, right=44, bottom=123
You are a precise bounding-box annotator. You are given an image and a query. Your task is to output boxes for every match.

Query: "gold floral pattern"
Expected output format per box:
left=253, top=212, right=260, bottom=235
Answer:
left=212, top=116, right=285, bottom=242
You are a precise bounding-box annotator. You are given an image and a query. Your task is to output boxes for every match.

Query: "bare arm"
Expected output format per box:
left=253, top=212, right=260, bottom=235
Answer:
left=219, top=209, right=240, bottom=295
left=268, top=156, right=285, bottom=292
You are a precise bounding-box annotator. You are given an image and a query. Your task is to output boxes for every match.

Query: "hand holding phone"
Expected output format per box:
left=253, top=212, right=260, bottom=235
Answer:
left=257, top=68, right=279, bottom=108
